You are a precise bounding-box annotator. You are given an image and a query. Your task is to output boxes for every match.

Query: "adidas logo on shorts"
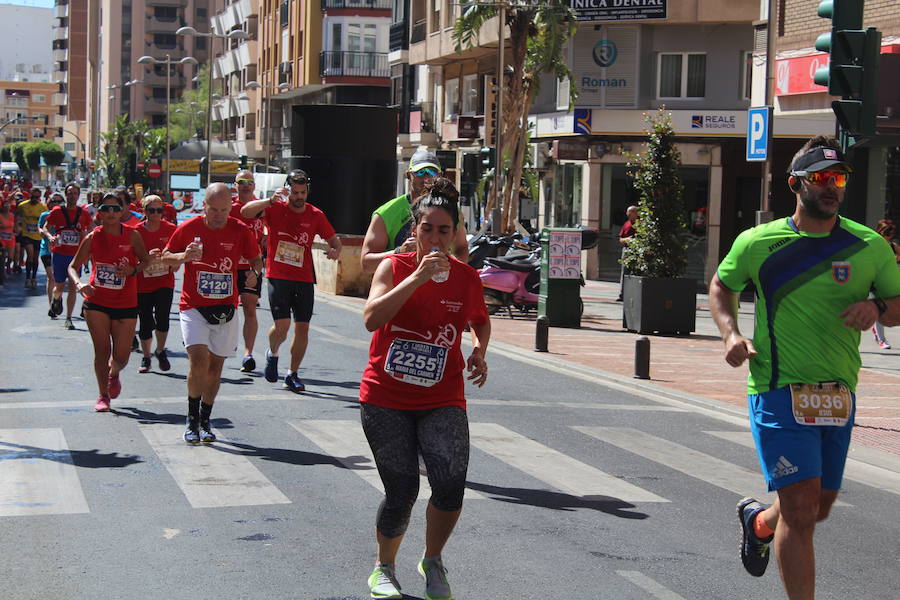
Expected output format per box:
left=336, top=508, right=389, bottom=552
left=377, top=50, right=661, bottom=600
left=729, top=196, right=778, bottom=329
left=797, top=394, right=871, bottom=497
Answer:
left=772, top=456, right=799, bottom=479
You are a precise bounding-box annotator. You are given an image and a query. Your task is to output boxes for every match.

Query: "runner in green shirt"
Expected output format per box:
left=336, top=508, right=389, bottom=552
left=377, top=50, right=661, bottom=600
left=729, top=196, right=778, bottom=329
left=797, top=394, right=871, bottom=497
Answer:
left=709, top=136, right=900, bottom=599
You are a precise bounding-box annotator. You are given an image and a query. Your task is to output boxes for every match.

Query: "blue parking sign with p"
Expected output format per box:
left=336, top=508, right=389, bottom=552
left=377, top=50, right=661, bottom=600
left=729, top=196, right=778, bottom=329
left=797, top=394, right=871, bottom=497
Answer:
left=746, top=107, right=771, bottom=162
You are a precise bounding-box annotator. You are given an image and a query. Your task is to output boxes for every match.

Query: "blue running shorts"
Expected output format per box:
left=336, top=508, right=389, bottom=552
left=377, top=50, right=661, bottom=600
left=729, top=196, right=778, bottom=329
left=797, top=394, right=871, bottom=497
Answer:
left=748, top=385, right=855, bottom=492
left=51, top=252, right=78, bottom=283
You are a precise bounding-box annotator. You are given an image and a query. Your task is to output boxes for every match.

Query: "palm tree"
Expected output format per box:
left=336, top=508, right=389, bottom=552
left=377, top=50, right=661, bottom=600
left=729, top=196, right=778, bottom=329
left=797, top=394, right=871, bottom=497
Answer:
left=454, top=0, right=578, bottom=232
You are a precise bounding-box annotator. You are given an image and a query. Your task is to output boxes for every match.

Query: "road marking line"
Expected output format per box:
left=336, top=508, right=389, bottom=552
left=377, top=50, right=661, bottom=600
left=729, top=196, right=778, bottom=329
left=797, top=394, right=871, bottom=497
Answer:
left=0, top=428, right=90, bottom=516
left=469, top=399, right=685, bottom=411
left=574, top=426, right=777, bottom=503
left=138, top=424, right=291, bottom=509
left=706, top=430, right=900, bottom=498
left=616, top=570, right=686, bottom=600
left=469, top=422, right=668, bottom=503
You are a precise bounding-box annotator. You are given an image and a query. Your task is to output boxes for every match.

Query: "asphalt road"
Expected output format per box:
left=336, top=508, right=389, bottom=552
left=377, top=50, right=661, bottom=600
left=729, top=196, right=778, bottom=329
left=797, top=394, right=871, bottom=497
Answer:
left=1, top=279, right=898, bottom=600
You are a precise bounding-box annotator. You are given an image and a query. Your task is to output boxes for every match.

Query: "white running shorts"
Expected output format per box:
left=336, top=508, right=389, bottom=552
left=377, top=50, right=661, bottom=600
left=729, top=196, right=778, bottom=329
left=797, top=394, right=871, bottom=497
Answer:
left=180, top=308, right=240, bottom=358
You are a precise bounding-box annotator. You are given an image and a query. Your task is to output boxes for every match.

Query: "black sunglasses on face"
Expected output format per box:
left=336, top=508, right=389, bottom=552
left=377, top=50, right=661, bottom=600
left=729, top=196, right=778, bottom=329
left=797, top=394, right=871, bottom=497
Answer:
left=236, top=178, right=254, bottom=185
left=99, top=204, right=123, bottom=213
left=145, top=207, right=165, bottom=214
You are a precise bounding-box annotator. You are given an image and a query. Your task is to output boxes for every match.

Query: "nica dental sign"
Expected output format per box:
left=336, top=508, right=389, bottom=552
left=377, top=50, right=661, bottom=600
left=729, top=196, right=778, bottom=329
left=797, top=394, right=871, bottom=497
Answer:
left=570, top=0, right=667, bottom=22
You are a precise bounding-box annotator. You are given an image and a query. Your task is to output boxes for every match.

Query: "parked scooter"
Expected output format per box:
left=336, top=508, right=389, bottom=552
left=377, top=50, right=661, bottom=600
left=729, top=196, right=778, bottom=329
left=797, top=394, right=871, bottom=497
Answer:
left=479, top=227, right=600, bottom=318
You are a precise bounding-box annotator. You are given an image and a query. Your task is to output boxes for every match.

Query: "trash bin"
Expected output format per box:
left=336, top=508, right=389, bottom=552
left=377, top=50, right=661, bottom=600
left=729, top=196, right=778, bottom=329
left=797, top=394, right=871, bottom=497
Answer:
left=538, top=227, right=583, bottom=328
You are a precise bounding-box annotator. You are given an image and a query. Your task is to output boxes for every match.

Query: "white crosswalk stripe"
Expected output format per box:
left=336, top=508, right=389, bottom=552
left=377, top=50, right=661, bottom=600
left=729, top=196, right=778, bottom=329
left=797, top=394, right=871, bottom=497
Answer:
left=469, top=422, right=669, bottom=503
left=617, top=570, right=687, bottom=600
left=0, top=428, right=89, bottom=516
left=574, top=426, right=776, bottom=502
left=705, top=430, right=900, bottom=497
left=138, top=424, right=291, bottom=509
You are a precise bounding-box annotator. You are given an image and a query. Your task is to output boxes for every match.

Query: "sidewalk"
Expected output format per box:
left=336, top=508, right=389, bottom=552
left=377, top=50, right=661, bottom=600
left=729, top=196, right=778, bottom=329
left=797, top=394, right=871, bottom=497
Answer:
left=483, top=279, right=900, bottom=458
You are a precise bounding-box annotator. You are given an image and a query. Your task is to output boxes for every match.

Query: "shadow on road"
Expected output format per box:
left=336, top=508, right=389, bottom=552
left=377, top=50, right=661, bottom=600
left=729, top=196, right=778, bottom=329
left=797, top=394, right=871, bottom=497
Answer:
left=465, top=481, right=649, bottom=519
left=214, top=439, right=374, bottom=470
left=113, top=406, right=236, bottom=431
left=0, top=440, right=143, bottom=469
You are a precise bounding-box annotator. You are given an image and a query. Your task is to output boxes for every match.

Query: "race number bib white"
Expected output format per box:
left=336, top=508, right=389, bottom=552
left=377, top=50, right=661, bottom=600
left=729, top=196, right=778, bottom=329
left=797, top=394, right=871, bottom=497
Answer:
left=26, top=223, right=38, bottom=234
left=58, top=230, right=80, bottom=246
left=197, top=271, right=232, bottom=299
left=143, top=260, right=168, bottom=278
left=384, top=338, right=448, bottom=388
left=789, top=382, right=853, bottom=427
left=274, top=240, right=304, bottom=267
left=95, top=263, right=125, bottom=290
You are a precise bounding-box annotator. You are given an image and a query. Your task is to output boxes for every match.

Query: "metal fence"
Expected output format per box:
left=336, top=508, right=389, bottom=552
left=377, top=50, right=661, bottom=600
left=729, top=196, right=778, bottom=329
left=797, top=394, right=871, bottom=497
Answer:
left=319, top=51, right=389, bottom=78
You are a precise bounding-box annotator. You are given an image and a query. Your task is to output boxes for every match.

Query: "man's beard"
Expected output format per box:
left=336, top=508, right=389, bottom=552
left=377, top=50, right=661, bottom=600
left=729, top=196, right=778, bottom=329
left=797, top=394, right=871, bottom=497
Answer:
left=799, top=187, right=839, bottom=220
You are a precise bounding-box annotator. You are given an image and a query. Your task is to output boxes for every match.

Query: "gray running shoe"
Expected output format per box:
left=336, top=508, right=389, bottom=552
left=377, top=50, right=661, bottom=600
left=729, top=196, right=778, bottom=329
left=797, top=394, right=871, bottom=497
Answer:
left=418, top=556, right=452, bottom=600
left=738, top=497, right=773, bottom=577
left=368, top=563, right=402, bottom=599
left=199, top=421, right=216, bottom=443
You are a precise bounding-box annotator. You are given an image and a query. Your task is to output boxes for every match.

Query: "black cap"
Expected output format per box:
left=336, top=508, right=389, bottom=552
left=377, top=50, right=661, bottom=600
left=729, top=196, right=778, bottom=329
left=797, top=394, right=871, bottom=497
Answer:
left=789, top=146, right=852, bottom=174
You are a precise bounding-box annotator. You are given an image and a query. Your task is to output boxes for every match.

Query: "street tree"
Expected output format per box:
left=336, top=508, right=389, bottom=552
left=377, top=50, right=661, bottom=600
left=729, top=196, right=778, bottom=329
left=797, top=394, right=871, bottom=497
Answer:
left=454, top=0, right=578, bottom=233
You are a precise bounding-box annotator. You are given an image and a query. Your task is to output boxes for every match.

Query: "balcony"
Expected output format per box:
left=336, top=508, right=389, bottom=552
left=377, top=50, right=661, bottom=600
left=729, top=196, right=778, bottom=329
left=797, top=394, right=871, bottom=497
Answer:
left=53, top=48, right=68, bottom=62
left=319, top=51, right=389, bottom=79
left=410, top=19, right=426, bottom=45
left=146, top=15, right=185, bottom=34
left=321, top=0, right=392, bottom=10
left=146, top=0, right=185, bottom=6
left=389, top=21, right=409, bottom=52
left=53, top=3, right=68, bottom=18
left=53, top=25, right=68, bottom=41
left=52, top=70, right=67, bottom=83
left=52, top=92, right=67, bottom=105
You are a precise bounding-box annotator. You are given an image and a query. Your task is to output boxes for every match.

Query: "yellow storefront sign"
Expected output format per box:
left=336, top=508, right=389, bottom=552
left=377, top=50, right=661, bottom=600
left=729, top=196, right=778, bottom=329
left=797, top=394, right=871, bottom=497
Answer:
left=162, top=159, right=200, bottom=173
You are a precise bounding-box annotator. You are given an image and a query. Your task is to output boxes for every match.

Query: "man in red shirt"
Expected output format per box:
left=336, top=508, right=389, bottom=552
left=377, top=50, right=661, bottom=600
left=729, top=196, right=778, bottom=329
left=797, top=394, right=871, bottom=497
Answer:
left=616, top=205, right=639, bottom=301
left=43, top=183, right=93, bottom=328
left=229, top=170, right=266, bottom=373
left=162, top=182, right=263, bottom=444
left=241, top=169, right=341, bottom=393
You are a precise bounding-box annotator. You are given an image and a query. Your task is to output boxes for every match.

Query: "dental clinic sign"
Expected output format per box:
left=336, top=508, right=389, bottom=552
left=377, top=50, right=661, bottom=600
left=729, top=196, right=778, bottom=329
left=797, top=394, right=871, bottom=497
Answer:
left=573, top=25, right=638, bottom=108
left=570, top=0, right=666, bottom=22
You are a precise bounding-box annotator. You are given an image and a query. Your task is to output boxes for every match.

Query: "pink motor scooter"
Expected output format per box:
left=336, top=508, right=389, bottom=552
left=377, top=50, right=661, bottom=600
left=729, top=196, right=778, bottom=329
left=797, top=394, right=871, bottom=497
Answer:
left=479, top=251, right=541, bottom=317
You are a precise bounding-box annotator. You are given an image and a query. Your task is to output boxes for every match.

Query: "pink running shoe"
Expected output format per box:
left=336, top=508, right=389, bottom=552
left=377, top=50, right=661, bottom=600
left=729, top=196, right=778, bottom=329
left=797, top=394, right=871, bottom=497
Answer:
left=108, top=374, right=122, bottom=399
left=94, top=396, right=111, bottom=412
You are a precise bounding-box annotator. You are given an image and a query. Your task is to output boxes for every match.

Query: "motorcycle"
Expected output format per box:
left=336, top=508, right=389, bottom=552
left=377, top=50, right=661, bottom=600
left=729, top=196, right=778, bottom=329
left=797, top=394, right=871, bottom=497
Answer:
left=479, top=228, right=600, bottom=318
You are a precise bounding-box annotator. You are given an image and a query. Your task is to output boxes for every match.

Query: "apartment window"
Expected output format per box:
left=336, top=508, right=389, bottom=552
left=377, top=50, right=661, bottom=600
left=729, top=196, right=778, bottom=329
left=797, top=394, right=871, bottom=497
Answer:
left=154, top=34, right=177, bottom=49
left=430, top=1, right=440, bottom=32
left=196, top=7, right=207, bottom=20
left=152, top=87, right=169, bottom=100
left=741, top=51, right=753, bottom=101
left=461, top=73, right=478, bottom=115
left=154, top=6, right=177, bottom=21
left=64, top=142, right=76, bottom=152
left=195, top=36, right=206, bottom=50
left=33, top=94, right=46, bottom=103
left=444, top=77, right=459, bottom=119
left=556, top=76, right=570, bottom=111
left=657, top=53, right=706, bottom=99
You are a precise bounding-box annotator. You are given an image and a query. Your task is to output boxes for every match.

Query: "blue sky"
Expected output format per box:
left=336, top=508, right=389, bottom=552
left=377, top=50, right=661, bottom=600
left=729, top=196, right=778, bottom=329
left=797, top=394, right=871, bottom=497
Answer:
left=2, top=1, right=54, bottom=8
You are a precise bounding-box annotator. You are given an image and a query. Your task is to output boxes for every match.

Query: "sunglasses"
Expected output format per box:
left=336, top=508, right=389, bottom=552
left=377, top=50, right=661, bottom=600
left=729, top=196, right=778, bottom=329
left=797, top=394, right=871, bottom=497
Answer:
left=98, top=204, right=124, bottom=213
left=236, top=178, right=254, bottom=185
left=795, top=170, right=849, bottom=188
left=145, top=207, right=165, bottom=214
left=411, top=167, right=440, bottom=178
left=286, top=176, right=309, bottom=186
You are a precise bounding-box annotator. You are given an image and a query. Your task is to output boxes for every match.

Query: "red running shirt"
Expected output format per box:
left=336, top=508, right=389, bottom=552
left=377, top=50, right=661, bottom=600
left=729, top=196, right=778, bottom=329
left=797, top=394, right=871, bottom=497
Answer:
left=166, top=216, right=260, bottom=311
left=263, top=201, right=336, bottom=282
left=230, top=197, right=265, bottom=266
left=136, top=220, right=177, bottom=293
left=46, top=206, right=94, bottom=256
left=0, top=212, right=15, bottom=248
left=87, top=225, right=138, bottom=309
left=359, top=253, right=489, bottom=411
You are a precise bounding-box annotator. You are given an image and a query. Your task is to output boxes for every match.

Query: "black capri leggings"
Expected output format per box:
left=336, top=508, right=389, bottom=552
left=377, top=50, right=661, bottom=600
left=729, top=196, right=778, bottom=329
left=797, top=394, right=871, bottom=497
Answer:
left=360, top=403, right=469, bottom=539
left=137, top=287, right=175, bottom=340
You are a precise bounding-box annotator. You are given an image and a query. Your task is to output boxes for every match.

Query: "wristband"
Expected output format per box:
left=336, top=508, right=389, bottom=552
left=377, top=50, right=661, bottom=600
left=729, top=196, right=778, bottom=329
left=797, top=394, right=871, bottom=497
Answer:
left=872, top=297, right=887, bottom=316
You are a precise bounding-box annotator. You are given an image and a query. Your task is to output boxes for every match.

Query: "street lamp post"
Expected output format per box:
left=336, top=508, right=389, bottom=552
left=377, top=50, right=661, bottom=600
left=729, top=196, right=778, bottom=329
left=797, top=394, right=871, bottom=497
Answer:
left=176, top=26, right=247, bottom=187
left=107, top=79, right=142, bottom=122
left=137, top=54, right=198, bottom=200
left=244, top=80, right=291, bottom=172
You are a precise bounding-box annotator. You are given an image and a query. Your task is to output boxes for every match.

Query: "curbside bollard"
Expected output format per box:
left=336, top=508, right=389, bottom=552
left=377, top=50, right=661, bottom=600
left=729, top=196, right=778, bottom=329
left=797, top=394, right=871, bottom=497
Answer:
left=535, top=315, right=549, bottom=352
left=634, top=336, right=650, bottom=379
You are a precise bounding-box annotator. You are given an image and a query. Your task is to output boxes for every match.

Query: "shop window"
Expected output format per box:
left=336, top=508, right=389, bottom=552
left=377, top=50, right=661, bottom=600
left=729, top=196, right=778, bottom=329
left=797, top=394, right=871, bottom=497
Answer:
left=657, top=53, right=705, bottom=99
left=444, top=77, right=459, bottom=120
left=550, top=163, right=582, bottom=227
left=461, top=73, right=478, bottom=115
left=556, top=76, right=570, bottom=111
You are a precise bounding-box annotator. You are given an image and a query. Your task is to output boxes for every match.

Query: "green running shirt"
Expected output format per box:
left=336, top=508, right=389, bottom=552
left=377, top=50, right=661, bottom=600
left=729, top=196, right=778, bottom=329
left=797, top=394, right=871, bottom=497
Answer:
left=373, top=194, right=413, bottom=250
left=717, top=216, right=900, bottom=393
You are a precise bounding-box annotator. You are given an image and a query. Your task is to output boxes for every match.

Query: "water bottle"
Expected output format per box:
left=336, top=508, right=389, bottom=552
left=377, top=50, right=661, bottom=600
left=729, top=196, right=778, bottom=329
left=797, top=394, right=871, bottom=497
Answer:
left=430, top=246, right=449, bottom=283
left=193, top=236, right=203, bottom=260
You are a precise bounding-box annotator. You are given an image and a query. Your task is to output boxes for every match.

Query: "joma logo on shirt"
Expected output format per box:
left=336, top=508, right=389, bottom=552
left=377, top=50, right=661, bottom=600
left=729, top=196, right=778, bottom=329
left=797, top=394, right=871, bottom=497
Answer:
left=768, top=238, right=790, bottom=252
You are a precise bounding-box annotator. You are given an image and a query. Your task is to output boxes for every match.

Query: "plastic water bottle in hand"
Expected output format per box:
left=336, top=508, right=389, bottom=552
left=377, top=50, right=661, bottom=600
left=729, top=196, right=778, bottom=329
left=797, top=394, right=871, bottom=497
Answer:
left=193, top=236, right=203, bottom=260
left=431, top=246, right=449, bottom=283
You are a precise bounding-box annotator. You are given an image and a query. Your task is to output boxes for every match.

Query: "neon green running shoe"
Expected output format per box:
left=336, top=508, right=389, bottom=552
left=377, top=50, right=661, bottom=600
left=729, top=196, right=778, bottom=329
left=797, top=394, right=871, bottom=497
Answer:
left=368, top=563, right=402, bottom=599
left=418, top=556, right=452, bottom=600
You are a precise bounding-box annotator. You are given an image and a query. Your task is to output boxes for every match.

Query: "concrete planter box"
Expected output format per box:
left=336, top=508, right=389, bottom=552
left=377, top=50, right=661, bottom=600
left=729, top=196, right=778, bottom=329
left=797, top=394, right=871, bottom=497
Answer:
left=311, top=234, right=373, bottom=297
left=622, top=275, right=696, bottom=336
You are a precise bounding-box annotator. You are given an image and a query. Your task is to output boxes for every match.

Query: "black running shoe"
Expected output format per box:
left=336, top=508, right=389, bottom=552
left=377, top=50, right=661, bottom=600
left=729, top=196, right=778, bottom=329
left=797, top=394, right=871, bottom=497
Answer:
left=199, top=421, right=216, bottom=443
left=283, top=372, right=305, bottom=394
left=737, top=497, right=773, bottom=577
left=264, top=350, right=279, bottom=382
left=155, top=349, right=171, bottom=372
left=50, top=297, right=62, bottom=317
left=138, top=357, right=151, bottom=373
left=184, top=421, right=201, bottom=445
left=241, top=354, right=256, bottom=373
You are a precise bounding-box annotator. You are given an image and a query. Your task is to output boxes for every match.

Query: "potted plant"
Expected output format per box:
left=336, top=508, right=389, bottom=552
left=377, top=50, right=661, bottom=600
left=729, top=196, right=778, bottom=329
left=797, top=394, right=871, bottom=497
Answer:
left=621, top=108, right=696, bottom=335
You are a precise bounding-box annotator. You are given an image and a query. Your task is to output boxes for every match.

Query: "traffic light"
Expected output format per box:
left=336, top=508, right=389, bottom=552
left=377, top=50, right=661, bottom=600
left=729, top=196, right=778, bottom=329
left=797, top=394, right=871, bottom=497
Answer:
left=813, top=0, right=881, bottom=137
left=480, top=146, right=495, bottom=170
